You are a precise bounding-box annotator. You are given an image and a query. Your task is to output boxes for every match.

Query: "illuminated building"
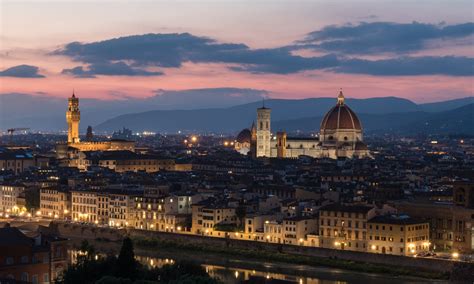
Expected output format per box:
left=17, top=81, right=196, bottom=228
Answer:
left=56, top=92, right=135, bottom=159
left=0, top=184, right=26, bottom=214
left=39, top=188, right=70, bottom=219
left=238, top=91, right=371, bottom=159
left=367, top=215, right=430, bottom=256
left=71, top=190, right=98, bottom=223
left=393, top=182, right=474, bottom=253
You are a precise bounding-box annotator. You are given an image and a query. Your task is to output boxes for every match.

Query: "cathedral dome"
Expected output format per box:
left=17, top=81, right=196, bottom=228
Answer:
left=236, top=128, right=251, bottom=144
left=320, top=91, right=362, bottom=131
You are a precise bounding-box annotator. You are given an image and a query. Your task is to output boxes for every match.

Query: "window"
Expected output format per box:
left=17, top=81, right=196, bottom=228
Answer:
left=21, top=272, right=29, bottom=282
left=43, top=274, right=49, bottom=283
left=21, top=256, right=28, bottom=263
left=32, top=275, right=38, bottom=284
left=5, top=257, right=14, bottom=265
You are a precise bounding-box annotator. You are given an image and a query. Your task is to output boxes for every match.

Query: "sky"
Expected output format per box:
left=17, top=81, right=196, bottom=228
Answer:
left=0, top=0, right=473, bottom=103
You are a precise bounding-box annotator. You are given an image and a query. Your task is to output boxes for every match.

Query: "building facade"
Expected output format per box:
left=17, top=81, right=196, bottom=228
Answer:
left=367, top=215, right=430, bottom=256
left=0, top=226, right=68, bottom=283
left=39, top=188, right=70, bottom=219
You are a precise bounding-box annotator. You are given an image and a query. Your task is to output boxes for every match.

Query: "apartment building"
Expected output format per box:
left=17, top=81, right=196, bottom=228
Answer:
left=367, top=215, right=430, bottom=256
left=192, top=201, right=236, bottom=235
left=71, top=190, right=98, bottom=223
left=0, top=184, right=25, bottom=214
left=282, top=216, right=318, bottom=245
left=319, top=204, right=379, bottom=252
left=39, top=187, right=70, bottom=219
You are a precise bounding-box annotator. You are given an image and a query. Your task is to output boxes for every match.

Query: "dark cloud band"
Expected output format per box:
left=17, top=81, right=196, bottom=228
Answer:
left=0, top=65, right=45, bottom=78
left=54, top=25, right=474, bottom=77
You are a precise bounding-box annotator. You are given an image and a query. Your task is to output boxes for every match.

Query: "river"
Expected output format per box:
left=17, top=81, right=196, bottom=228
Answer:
left=69, top=242, right=442, bottom=284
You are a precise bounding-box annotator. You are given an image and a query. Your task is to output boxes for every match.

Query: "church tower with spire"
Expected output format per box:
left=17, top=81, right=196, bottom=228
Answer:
left=66, top=91, right=81, bottom=143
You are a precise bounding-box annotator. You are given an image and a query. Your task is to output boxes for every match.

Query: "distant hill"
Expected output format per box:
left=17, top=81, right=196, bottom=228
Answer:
left=419, top=97, right=474, bottom=112
left=273, top=104, right=474, bottom=135
left=1, top=92, right=472, bottom=134
left=95, top=98, right=474, bottom=135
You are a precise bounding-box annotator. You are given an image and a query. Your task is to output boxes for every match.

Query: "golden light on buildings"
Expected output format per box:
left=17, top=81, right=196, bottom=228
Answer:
left=64, top=209, right=69, bottom=214
left=371, top=245, right=376, bottom=250
left=452, top=252, right=459, bottom=259
left=299, top=238, right=304, bottom=243
left=94, top=220, right=99, bottom=224
left=234, top=271, right=239, bottom=278
left=335, top=241, right=340, bottom=246
left=177, top=226, right=182, bottom=231
left=36, top=211, right=41, bottom=216
left=266, top=235, right=270, bottom=240
left=150, top=224, right=154, bottom=228
left=27, top=213, right=31, bottom=218
left=54, top=214, right=59, bottom=219
left=224, top=141, right=229, bottom=146
left=191, top=136, right=197, bottom=142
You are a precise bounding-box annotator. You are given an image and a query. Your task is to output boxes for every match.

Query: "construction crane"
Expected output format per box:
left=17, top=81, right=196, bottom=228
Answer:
left=7, top=128, right=30, bottom=144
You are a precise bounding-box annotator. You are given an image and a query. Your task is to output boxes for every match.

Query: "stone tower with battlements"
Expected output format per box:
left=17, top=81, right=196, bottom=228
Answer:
left=66, top=92, right=80, bottom=143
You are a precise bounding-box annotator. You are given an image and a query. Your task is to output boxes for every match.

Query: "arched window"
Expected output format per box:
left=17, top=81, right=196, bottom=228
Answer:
left=344, top=136, right=348, bottom=141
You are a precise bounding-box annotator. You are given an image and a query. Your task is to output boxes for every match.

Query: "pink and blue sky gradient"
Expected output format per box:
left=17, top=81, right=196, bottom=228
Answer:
left=0, top=0, right=473, bottom=103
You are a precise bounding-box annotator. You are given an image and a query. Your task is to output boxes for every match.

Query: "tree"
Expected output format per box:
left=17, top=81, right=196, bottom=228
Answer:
left=117, top=237, right=138, bottom=279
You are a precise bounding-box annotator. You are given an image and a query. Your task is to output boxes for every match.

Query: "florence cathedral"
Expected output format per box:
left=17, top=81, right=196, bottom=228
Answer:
left=234, top=90, right=371, bottom=159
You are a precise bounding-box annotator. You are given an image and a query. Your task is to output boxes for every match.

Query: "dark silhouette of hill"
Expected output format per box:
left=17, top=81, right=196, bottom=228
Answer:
left=95, top=98, right=473, bottom=135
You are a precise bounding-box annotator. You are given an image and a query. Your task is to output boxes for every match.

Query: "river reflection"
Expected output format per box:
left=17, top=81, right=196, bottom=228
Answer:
left=136, top=255, right=342, bottom=284
left=69, top=249, right=431, bottom=284
left=70, top=250, right=343, bottom=284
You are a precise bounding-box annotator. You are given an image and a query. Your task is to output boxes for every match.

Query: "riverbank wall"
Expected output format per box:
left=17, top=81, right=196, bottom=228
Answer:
left=48, top=222, right=468, bottom=275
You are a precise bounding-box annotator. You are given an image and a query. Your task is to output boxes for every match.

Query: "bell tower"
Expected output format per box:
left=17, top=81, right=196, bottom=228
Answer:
left=66, top=91, right=80, bottom=143
left=256, top=104, right=271, bottom=157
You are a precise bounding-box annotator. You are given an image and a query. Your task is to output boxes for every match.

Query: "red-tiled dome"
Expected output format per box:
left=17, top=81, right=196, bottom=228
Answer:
left=236, top=129, right=251, bottom=143
left=320, top=91, right=362, bottom=131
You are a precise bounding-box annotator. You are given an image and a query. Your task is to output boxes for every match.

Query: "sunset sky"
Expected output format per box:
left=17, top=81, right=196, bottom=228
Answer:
left=1, top=0, right=473, bottom=103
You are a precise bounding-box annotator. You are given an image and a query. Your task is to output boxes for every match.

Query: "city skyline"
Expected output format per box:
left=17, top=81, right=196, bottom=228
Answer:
left=1, top=0, right=473, bottom=103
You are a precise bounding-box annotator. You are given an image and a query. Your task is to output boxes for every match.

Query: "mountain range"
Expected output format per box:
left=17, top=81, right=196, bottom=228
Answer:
left=0, top=92, right=472, bottom=135
left=96, top=97, right=473, bottom=135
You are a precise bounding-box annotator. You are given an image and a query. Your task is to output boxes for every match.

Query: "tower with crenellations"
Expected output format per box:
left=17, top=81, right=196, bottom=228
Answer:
left=66, top=92, right=80, bottom=143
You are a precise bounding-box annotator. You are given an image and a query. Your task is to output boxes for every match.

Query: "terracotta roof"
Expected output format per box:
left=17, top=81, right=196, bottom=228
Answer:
left=236, top=128, right=251, bottom=143
left=320, top=104, right=362, bottom=131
